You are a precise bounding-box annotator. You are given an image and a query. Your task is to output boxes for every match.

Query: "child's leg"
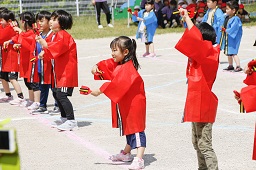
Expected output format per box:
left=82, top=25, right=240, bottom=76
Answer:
left=28, top=90, right=34, bottom=102
left=55, top=88, right=74, bottom=120
left=228, top=55, right=233, bottom=66
left=145, top=44, right=149, bottom=53
left=9, top=72, right=23, bottom=99
left=123, top=144, right=132, bottom=154
left=149, top=43, right=155, bottom=54
left=192, top=122, right=218, bottom=170
left=52, top=89, right=66, bottom=118
left=223, top=55, right=234, bottom=70
left=10, top=79, right=22, bottom=94
left=1, top=79, right=11, bottom=95
left=136, top=147, right=145, bottom=159
left=232, top=55, right=243, bottom=72
left=39, top=84, right=50, bottom=108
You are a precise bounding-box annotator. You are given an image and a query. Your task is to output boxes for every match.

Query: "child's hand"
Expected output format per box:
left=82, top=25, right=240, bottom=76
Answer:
left=91, top=65, right=98, bottom=75
left=179, top=8, right=188, bottom=19
left=91, top=89, right=102, bottom=97
left=36, top=35, right=48, bottom=48
left=137, top=17, right=143, bottom=21
left=221, top=27, right=226, bottom=32
left=13, top=27, right=22, bottom=34
left=233, top=90, right=241, bottom=103
left=38, top=50, right=44, bottom=59
left=13, top=44, right=21, bottom=50
left=3, top=40, right=11, bottom=49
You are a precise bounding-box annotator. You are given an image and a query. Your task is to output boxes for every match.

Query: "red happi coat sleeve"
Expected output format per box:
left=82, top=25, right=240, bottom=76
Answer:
left=43, top=31, right=69, bottom=60
left=240, top=85, right=256, bottom=113
left=94, top=58, right=118, bottom=80
left=175, top=26, right=219, bottom=123
left=175, top=26, right=213, bottom=64
left=43, top=30, right=78, bottom=87
left=0, top=25, right=16, bottom=45
left=253, top=123, right=256, bottom=160
left=0, top=25, right=19, bottom=72
left=16, top=30, right=36, bottom=79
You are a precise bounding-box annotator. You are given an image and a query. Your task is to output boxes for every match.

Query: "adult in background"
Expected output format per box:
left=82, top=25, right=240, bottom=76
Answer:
left=92, top=0, right=113, bottom=29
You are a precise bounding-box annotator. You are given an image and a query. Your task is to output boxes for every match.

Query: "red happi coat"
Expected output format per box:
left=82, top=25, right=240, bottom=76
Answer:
left=38, top=31, right=54, bottom=84
left=239, top=72, right=256, bottom=160
left=175, top=26, right=220, bottom=123
left=0, top=25, right=19, bottom=72
left=43, top=30, right=78, bottom=88
left=12, top=30, right=38, bottom=82
left=96, top=58, right=146, bottom=135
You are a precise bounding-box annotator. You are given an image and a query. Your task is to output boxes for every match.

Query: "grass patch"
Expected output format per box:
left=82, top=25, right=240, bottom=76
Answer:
left=69, top=3, right=256, bottom=40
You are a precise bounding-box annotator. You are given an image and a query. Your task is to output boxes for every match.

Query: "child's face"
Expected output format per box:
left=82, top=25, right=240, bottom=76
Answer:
left=207, top=0, right=217, bottom=9
left=37, top=17, right=50, bottom=33
left=0, top=18, right=8, bottom=28
left=50, top=16, right=61, bottom=32
left=111, top=46, right=128, bottom=63
left=199, top=12, right=204, bottom=17
left=145, top=4, right=154, bottom=12
left=226, top=6, right=236, bottom=16
left=238, top=8, right=243, bottom=13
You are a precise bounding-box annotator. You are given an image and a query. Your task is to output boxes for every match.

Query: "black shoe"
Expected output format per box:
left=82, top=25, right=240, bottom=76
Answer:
left=234, top=66, right=243, bottom=72
left=223, top=65, right=234, bottom=71
left=31, top=107, right=48, bottom=115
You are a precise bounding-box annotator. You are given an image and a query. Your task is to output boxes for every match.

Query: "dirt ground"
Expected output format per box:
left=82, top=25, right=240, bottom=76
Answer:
left=1, top=26, right=256, bottom=170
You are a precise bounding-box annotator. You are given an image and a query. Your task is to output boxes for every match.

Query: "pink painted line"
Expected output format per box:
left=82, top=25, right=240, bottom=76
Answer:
left=29, top=112, right=129, bottom=169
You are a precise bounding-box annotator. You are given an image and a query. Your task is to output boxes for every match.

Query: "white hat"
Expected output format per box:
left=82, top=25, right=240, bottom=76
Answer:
left=134, top=5, right=140, bottom=10
left=178, top=0, right=185, bottom=4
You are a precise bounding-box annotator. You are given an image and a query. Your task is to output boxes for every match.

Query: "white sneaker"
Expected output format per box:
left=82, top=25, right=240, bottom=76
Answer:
left=9, top=98, right=25, bottom=105
left=51, top=117, right=67, bottom=128
left=98, top=25, right=103, bottom=29
left=128, top=157, right=145, bottom=170
left=57, top=120, right=78, bottom=131
left=108, top=24, right=114, bottom=28
left=27, top=102, right=40, bottom=110
left=0, top=95, right=13, bottom=103
left=109, top=150, right=133, bottom=162
left=19, top=99, right=33, bottom=107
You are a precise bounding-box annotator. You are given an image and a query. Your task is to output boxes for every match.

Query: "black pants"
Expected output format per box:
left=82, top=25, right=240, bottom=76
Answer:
left=95, top=1, right=111, bottom=25
left=52, top=88, right=74, bottom=120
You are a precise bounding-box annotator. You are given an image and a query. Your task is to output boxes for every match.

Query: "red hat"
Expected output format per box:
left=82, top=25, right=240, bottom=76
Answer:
left=221, top=3, right=226, bottom=8
left=197, top=8, right=204, bottom=13
left=198, top=2, right=206, bottom=8
left=187, top=4, right=196, bottom=10
left=239, top=4, right=244, bottom=9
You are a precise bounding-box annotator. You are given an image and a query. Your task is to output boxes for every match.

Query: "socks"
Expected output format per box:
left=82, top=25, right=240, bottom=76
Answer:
left=6, top=93, right=12, bottom=97
left=17, top=93, right=24, bottom=99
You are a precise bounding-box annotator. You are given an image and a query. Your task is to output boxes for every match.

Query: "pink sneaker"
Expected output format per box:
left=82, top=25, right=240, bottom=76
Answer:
left=109, top=150, right=133, bottom=162
left=128, top=157, right=144, bottom=170
left=0, top=95, right=13, bottom=103
left=147, top=53, right=156, bottom=58
left=142, top=52, right=150, bottom=57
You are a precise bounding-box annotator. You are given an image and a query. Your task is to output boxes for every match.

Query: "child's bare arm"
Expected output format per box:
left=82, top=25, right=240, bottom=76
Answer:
left=91, top=89, right=102, bottom=96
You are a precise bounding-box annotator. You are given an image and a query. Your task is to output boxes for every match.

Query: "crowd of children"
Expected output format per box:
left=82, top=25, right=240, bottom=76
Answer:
left=129, top=0, right=250, bottom=29
left=0, top=8, right=78, bottom=131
